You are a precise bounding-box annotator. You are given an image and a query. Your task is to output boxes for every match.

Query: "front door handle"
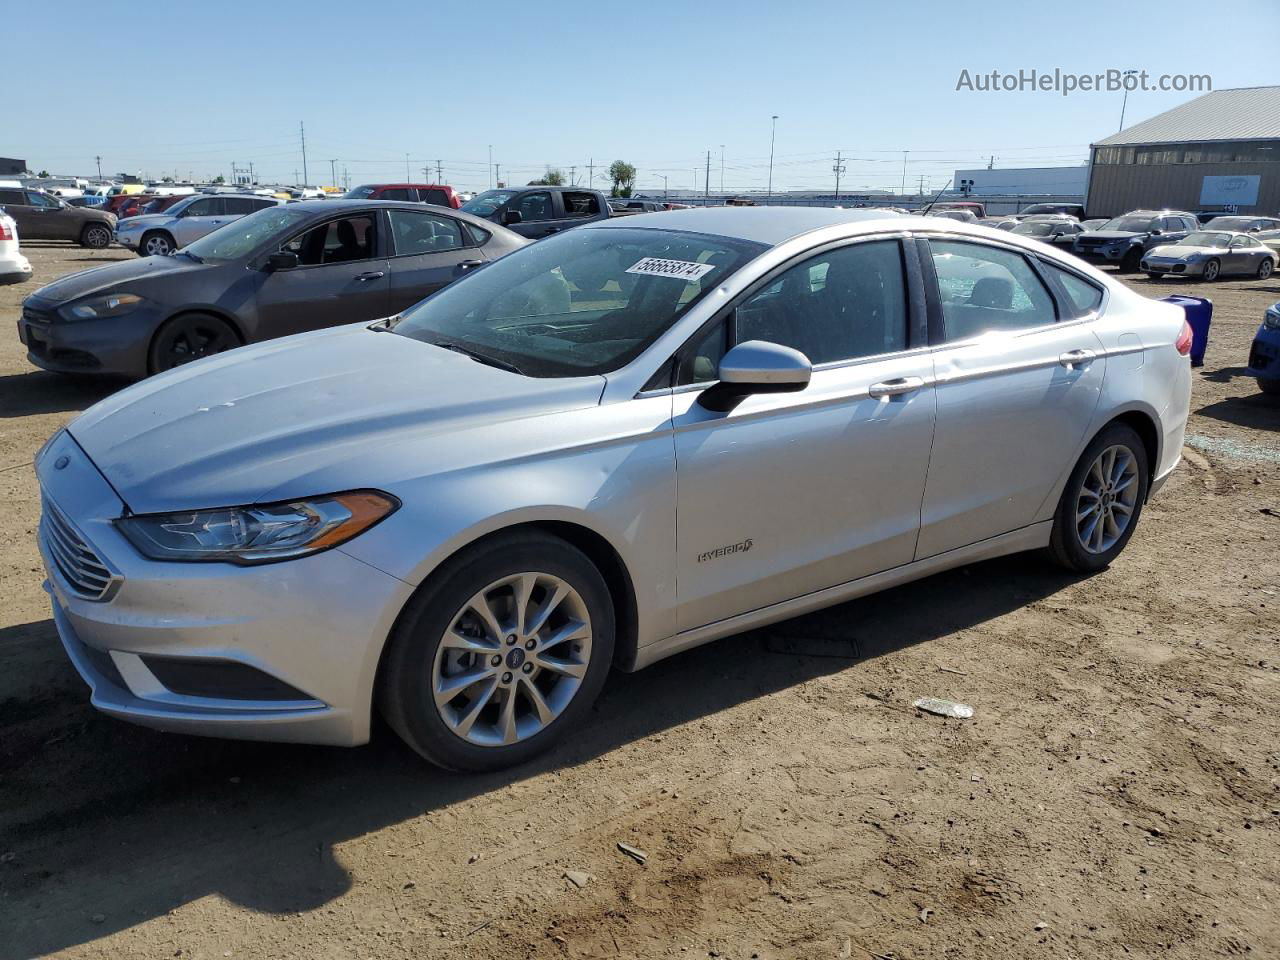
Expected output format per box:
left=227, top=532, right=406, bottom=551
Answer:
left=1059, top=348, right=1095, bottom=367
left=868, top=376, right=925, bottom=399
left=457, top=259, right=484, bottom=271
left=356, top=271, right=385, bottom=281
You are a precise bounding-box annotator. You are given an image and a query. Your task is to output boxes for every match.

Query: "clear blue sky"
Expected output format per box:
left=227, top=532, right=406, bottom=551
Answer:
left=8, top=0, right=1278, bottom=194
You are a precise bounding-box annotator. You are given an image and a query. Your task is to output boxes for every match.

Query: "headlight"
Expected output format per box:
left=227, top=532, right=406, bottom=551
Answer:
left=61, top=292, right=144, bottom=321
left=115, top=490, right=399, bottom=564
left=1265, top=307, right=1280, bottom=330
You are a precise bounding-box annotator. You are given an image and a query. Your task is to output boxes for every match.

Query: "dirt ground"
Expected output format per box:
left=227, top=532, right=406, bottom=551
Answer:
left=1, top=241, right=1278, bottom=960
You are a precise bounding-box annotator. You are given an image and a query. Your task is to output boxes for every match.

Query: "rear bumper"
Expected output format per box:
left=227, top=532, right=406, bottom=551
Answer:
left=0, top=254, right=32, bottom=285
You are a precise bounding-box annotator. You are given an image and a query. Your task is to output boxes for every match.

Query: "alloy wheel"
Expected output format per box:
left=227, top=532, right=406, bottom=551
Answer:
left=431, top=571, right=592, bottom=747
left=1259, top=259, right=1274, bottom=280
left=161, top=320, right=237, bottom=369
left=83, top=225, right=110, bottom=248
left=1203, top=259, right=1220, bottom=281
left=1075, top=444, right=1139, bottom=555
left=144, top=234, right=173, bottom=256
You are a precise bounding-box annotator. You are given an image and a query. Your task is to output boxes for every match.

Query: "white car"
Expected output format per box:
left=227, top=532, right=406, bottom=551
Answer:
left=0, top=211, right=33, bottom=286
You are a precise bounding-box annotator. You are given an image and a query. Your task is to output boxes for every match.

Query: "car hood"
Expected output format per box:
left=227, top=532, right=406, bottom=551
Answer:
left=115, top=213, right=171, bottom=229
left=1078, top=231, right=1143, bottom=241
left=67, top=324, right=607, bottom=514
left=1147, top=244, right=1217, bottom=259
left=30, top=253, right=207, bottom=304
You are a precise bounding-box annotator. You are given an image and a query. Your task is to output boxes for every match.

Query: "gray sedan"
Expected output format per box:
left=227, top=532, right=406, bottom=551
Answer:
left=1141, top=231, right=1277, bottom=281
left=114, top=193, right=285, bottom=257
left=35, top=208, right=1193, bottom=770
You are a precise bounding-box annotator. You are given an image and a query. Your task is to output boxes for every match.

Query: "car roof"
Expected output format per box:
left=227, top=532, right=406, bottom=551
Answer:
left=584, top=206, right=906, bottom=245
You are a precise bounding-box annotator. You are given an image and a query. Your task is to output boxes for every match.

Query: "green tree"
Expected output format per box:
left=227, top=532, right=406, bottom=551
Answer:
left=608, top=160, right=636, bottom=197
left=37, top=169, right=49, bottom=178
left=213, top=174, right=226, bottom=184
left=527, top=168, right=566, bottom=186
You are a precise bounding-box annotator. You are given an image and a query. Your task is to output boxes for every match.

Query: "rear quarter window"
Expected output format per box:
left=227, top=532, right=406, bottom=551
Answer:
left=1041, top=262, right=1104, bottom=319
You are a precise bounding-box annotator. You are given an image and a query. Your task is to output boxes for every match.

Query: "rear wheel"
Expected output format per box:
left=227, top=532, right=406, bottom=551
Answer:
left=80, top=224, right=111, bottom=249
left=1046, top=423, right=1149, bottom=573
left=140, top=231, right=175, bottom=257
left=147, top=313, right=241, bottom=374
left=1119, top=248, right=1142, bottom=273
left=1258, top=258, right=1274, bottom=280
left=379, top=531, right=615, bottom=771
left=1259, top=378, right=1280, bottom=396
left=1201, top=258, right=1221, bottom=282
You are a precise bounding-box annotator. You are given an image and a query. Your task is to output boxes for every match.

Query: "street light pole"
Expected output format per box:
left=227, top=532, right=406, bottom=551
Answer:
left=900, top=150, right=908, bottom=196
left=329, top=158, right=337, bottom=189
left=488, top=145, right=493, bottom=189
left=404, top=153, right=410, bottom=181
left=719, top=144, right=725, bottom=194
left=767, top=116, right=778, bottom=204
left=1118, top=68, right=1139, bottom=132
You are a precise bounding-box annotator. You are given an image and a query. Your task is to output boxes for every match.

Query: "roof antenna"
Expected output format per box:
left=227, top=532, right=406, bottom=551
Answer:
left=920, top=178, right=954, bottom=215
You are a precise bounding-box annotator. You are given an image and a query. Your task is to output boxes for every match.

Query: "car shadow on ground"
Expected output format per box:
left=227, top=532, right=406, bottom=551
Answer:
left=0, top=370, right=127, bottom=419
left=1196, top=392, right=1280, bottom=432
left=0, top=555, right=1082, bottom=958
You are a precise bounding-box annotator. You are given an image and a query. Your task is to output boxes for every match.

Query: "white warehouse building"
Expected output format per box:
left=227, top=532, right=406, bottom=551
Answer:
left=952, top=165, right=1089, bottom=198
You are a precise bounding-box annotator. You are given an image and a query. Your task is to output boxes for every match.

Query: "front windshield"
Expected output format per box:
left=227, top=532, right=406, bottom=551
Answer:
left=184, top=206, right=312, bottom=262
left=461, top=189, right=518, bottom=217
left=1012, top=222, right=1054, bottom=236
left=1177, top=232, right=1231, bottom=247
left=392, top=227, right=766, bottom=377
left=1099, top=215, right=1155, bottom=232
left=343, top=185, right=377, bottom=199
left=1203, top=217, right=1251, bottom=230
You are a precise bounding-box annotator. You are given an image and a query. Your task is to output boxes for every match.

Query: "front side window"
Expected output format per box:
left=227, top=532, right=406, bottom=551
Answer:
left=929, top=240, right=1056, bottom=339
left=461, top=189, right=518, bottom=217
left=27, top=192, right=60, bottom=209
left=515, top=191, right=554, bottom=222
left=184, top=206, right=312, bottom=262
left=282, top=215, right=378, bottom=266
left=388, top=210, right=463, bottom=255
left=736, top=239, right=909, bottom=365
left=182, top=197, right=220, bottom=217
left=392, top=227, right=764, bottom=377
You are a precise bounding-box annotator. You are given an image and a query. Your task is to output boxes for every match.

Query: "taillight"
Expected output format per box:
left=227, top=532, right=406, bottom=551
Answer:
left=1175, top=319, right=1193, bottom=357
left=0, top=220, right=12, bottom=241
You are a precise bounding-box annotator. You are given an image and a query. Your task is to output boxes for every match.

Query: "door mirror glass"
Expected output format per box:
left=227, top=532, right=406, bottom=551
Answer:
left=698, top=340, right=812, bottom=412
left=501, top=209, right=523, bottom=226
left=266, top=250, right=299, bottom=271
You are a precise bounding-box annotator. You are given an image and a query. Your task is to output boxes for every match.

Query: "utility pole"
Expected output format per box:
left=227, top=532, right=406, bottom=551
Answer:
left=300, top=121, right=308, bottom=186
left=488, top=145, right=493, bottom=189
left=404, top=153, right=411, bottom=181
left=832, top=151, right=845, bottom=203
left=569, top=165, right=576, bottom=186
left=705, top=149, right=711, bottom=202
left=342, top=166, right=350, bottom=190
left=587, top=158, right=594, bottom=188
left=249, top=161, right=255, bottom=184
left=661, top=174, right=668, bottom=199
left=918, top=174, right=927, bottom=196
left=94, top=155, right=102, bottom=180
left=329, top=158, right=338, bottom=188
left=494, top=162, right=501, bottom=187
left=767, top=115, right=778, bottom=203
left=986, top=155, right=996, bottom=170
left=720, top=145, right=725, bottom=194
left=900, top=150, right=908, bottom=196
left=436, top=160, right=443, bottom=182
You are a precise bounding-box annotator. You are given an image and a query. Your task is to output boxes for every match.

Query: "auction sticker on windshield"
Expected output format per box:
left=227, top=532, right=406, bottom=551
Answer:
left=626, top=257, right=717, bottom=281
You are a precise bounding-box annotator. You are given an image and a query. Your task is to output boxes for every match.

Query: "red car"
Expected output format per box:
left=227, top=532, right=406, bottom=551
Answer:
left=117, top=194, right=187, bottom=220
left=343, top=183, right=461, bottom=208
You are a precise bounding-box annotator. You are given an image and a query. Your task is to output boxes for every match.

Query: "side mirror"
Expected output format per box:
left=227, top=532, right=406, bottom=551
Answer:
left=698, top=340, right=812, bottom=413
left=501, top=209, right=523, bottom=226
left=265, top=251, right=299, bottom=271
left=1150, top=228, right=1162, bottom=236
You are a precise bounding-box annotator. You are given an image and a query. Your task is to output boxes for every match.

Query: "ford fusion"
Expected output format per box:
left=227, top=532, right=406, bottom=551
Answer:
left=37, top=208, right=1192, bottom=771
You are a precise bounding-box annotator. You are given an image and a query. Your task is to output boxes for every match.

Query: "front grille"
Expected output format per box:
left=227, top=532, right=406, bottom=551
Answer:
left=40, top=498, right=120, bottom=601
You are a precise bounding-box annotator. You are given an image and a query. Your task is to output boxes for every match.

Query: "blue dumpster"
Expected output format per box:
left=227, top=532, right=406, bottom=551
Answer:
left=1159, top=295, right=1213, bottom=367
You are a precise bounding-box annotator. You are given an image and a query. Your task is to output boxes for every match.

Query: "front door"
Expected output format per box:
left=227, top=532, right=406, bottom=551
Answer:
left=672, top=238, right=936, bottom=631
left=253, top=213, right=391, bottom=340
left=916, top=237, right=1107, bottom=558
left=384, top=208, right=485, bottom=314
left=506, top=191, right=560, bottom=239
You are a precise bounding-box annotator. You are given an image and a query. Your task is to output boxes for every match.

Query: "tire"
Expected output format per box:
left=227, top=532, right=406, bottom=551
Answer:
left=1119, top=248, right=1142, bottom=273
left=147, top=313, right=241, bottom=374
left=1259, top=378, right=1280, bottom=396
left=1258, top=259, right=1274, bottom=280
left=80, top=223, right=111, bottom=249
left=140, top=231, right=175, bottom=257
left=1201, top=258, right=1220, bottom=282
left=378, top=530, right=615, bottom=771
left=1046, top=423, right=1150, bottom=573
left=1145, top=272, right=1162, bottom=280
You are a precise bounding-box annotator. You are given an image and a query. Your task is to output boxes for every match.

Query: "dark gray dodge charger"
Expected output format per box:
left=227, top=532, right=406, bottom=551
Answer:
left=18, top=199, right=526, bottom=377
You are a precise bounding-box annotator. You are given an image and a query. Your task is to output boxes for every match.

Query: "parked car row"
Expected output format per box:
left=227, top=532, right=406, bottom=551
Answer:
left=0, top=184, right=116, bottom=248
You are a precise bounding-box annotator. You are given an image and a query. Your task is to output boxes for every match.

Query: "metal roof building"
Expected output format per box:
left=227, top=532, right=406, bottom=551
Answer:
left=1086, top=86, right=1280, bottom=217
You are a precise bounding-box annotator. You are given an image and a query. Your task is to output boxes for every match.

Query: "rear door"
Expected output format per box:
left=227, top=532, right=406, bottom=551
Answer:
left=170, top=196, right=227, bottom=247
left=916, top=237, right=1107, bottom=558
left=384, top=208, right=484, bottom=314
left=0, top=189, right=32, bottom=236
left=253, top=212, right=391, bottom=339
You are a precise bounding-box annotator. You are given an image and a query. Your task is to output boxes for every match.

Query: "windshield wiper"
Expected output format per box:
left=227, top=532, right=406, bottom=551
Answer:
left=435, top=341, right=523, bottom=375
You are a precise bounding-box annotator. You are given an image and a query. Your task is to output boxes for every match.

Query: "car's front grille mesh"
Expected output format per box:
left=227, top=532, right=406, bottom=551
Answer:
left=40, top=499, right=118, bottom=601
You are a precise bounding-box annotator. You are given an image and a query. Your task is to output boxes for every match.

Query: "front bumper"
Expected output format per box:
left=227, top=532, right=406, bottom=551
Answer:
left=19, top=297, right=160, bottom=377
left=37, top=432, right=415, bottom=747
left=1247, top=323, right=1280, bottom=381
left=1140, top=257, right=1204, bottom=276
left=1075, top=244, right=1136, bottom=264
left=114, top=230, right=139, bottom=249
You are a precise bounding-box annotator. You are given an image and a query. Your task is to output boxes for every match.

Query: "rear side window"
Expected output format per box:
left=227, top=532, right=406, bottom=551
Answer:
left=388, top=210, right=463, bottom=255
left=1041, top=262, right=1104, bottom=319
left=0, top=189, right=25, bottom=206
left=562, top=192, right=601, bottom=217
left=223, top=197, right=257, bottom=215
left=421, top=188, right=450, bottom=206
left=465, top=223, right=491, bottom=246
left=928, top=240, right=1056, bottom=339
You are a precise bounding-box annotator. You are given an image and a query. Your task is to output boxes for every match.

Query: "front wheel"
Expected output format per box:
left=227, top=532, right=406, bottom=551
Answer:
left=1258, top=259, right=1274, bottom=280
left=147, top=313, right=241, bottom=374
left=1201, top=258, right=1221, bottom=282
left=1046, top=423, right=1149, bottom=573
left=80, top=224, right=112, bottom=249
left=1145, top=272, right=1162, bottom=280
left=140, top=231, right=175, bottom=257
left=379, top=531, right=615, bottom=771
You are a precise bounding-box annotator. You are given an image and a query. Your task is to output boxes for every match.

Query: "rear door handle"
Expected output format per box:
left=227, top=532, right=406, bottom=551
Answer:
left=868, top=376, right=925, bottom=399
left=356, top=271, right=385, bottom=281
left=1059, top=349, right=1095, bottom=367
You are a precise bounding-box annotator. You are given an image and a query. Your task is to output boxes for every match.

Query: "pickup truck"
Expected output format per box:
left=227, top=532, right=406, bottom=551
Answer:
left=460, top=186, right=611, bottom=239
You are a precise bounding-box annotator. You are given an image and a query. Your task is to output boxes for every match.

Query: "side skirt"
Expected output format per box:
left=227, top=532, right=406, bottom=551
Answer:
left=631, top=521, right=1052, bottom=671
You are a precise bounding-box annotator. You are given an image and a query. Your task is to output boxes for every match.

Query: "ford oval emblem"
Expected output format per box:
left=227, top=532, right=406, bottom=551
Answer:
left=53, top=455, right=69, bottom=470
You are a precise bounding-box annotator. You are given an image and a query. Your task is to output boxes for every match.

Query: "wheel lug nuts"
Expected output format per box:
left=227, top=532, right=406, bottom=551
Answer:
left=506, top=634, right=517, bottom=645
left=525, top=639, right=536, bottom=650
left=502, top=671, right=513, bottom=684
left=522, top=662, right=534, bottom=674
left=490, top=655, right=502, bottom=667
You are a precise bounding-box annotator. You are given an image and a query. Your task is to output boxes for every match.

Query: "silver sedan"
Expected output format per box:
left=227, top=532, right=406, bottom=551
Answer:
left=1141, top=230, right=1277, bottom=281
left=37, top=208, right=1193, bottom=770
